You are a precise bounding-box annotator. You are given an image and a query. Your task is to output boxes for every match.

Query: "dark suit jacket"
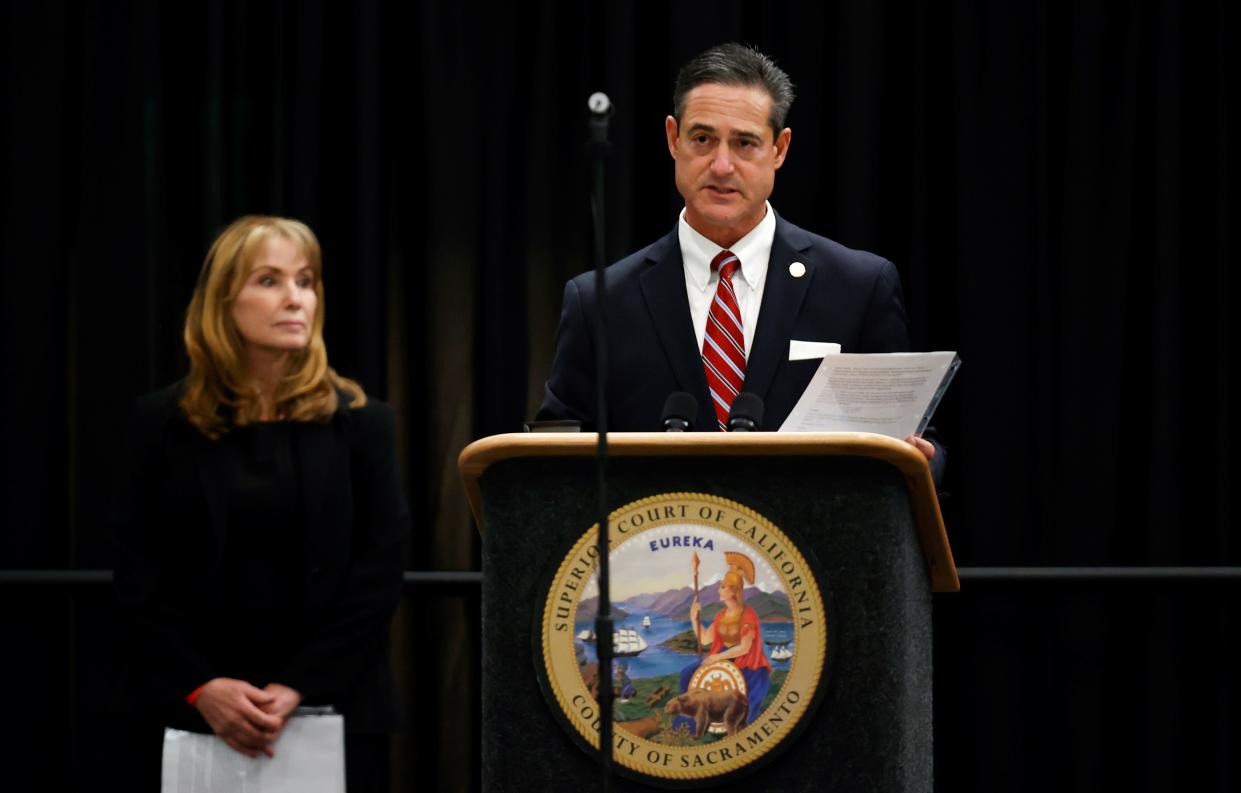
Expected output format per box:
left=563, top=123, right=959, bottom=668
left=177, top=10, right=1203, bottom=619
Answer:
left=539, top=215, right=945, bottom=481
left=111, top=384, right=409, bottom=733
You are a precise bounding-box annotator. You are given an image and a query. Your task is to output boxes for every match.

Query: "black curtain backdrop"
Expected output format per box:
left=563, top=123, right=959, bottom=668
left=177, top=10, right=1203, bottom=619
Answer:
left=2, top=1, right=1236, bottom=791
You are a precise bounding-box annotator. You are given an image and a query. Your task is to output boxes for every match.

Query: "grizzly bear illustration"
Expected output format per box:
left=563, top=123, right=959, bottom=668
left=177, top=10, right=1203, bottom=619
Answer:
left=664, top=688, right=748, bottom=738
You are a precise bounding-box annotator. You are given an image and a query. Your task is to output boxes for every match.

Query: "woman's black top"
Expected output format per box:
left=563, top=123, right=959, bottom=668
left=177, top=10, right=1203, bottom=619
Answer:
left=111, top=385, right=408, bottom=734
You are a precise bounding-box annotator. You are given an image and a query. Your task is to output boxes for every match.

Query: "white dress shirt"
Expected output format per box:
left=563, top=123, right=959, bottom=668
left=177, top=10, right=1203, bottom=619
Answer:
left=679, top=201, right=777, bottom=359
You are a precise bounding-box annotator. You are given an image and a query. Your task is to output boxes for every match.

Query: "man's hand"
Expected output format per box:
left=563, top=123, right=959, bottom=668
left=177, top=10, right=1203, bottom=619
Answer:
left=904, top=435, right=936, bottom=462
left=192, top=677, right=282, bottom=758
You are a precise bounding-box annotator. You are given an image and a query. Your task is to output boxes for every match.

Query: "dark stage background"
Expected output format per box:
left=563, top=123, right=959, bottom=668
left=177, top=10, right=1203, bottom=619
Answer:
left=2, top=1, right=1237, bottom=790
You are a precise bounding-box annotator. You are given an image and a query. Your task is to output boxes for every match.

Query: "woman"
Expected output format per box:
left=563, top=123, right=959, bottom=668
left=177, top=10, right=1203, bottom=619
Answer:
left=112, top=216, right=407, bottom=791
left=679, top=552, right=772, bottom=731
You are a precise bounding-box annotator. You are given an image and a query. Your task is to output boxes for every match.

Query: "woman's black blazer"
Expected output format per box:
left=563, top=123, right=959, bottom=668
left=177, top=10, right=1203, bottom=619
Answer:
left=111, top=384, right=409, bottom=733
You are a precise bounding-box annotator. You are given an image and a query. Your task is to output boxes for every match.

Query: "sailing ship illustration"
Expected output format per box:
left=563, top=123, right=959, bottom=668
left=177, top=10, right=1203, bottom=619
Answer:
left=614, top=628, right=649, bottom=657
left=575, top=627, right=649, bottom=657
left=765, top=638, right=793, bottom=662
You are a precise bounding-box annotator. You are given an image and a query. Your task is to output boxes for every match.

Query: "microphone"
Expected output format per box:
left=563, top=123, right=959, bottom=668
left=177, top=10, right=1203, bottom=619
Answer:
left=661, top=392, right=697, bottom=432
left=727, top=393, right=764, bottom=432
left=587, top=92, right=613, bottom=148
left=585, top=88, right=616, bottom=787
left=587, top=91, right=613, bottom=117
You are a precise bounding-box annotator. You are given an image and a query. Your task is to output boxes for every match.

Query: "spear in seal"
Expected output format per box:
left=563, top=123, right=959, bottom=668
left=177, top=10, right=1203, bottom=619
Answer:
left=692, top=551, right=701, bottom=661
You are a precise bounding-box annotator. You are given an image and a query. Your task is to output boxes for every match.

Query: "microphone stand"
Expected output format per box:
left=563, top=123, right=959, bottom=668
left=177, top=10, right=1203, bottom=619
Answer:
left=586, top=91, right=614, bottom=791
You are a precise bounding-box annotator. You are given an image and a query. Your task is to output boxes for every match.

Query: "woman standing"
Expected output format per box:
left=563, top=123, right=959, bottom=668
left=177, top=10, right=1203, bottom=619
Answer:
left=112, top=216, right=407, bottom=791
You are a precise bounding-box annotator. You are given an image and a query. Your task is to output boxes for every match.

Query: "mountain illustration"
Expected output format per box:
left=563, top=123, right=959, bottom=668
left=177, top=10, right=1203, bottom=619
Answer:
left=622, top=588, right=691, bottom=611
left=634, top=586, right=696, bottom=615
left=575, top=597, right=631, bottom=621
left=617, top=581, right=793, bottom=622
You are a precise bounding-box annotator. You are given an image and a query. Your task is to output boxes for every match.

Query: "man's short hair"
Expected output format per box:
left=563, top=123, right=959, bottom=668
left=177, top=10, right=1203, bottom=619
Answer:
left=672, top=43, right=796, bottom=139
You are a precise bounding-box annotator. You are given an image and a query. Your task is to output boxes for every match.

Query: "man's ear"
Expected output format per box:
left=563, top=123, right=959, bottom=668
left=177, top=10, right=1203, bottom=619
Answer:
left=773, top=127, right=792, bottom=170
left=665, top=116, right=680, bottom=159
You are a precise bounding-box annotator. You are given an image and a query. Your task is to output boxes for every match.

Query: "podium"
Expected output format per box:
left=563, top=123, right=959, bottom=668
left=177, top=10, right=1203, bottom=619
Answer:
left=459, top=432, right=956, bottom=792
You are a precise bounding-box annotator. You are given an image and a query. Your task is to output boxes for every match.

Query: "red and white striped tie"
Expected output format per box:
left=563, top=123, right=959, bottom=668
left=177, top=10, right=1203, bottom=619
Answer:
left=702, top=250, right=746, bottom=431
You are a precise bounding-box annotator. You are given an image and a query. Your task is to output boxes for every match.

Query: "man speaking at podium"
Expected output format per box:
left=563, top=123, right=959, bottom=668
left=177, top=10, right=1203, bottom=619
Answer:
left=538, top=43, right=940, bottom=474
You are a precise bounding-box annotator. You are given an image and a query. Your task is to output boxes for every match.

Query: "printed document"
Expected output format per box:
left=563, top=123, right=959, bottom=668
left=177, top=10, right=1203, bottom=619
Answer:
left=779, top=352, right=959, bottom=437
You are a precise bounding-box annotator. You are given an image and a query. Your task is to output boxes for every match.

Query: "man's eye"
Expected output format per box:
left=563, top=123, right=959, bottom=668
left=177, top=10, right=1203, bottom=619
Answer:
left=694, top=135, right=710, bottom=144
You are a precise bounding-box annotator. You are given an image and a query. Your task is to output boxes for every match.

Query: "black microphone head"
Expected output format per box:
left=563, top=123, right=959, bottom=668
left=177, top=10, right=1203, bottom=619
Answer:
left=727, top=392, right=764, bottom=432
left=661, top=392, right=698, bottom=432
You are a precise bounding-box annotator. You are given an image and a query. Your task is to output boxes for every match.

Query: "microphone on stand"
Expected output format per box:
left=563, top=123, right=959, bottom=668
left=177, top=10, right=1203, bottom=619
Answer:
left=727, top=393, right=764, bottom=432
left=586, top=89, right=615, bottom=792
left=661, top=392, right=698, bottom=432
left=588, top=92, right=613, bottom=147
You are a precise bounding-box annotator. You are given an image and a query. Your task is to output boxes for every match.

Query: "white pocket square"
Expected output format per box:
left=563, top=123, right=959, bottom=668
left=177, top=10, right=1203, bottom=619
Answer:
left=788, top=340, right=841, bottom=360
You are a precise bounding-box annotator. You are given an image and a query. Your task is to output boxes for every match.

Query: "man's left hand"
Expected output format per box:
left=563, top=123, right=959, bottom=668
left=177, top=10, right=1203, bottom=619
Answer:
left=904, top=435, right=936, bottom=462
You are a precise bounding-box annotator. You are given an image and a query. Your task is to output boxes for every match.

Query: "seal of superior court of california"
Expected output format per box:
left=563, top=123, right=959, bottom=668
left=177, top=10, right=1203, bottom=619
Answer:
left=537, top=492, right=829, bottom=786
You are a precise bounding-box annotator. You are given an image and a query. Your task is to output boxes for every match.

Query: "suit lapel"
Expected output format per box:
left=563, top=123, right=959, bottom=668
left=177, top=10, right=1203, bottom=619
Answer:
left=745, top=218, right=815, bottom=407
left=639, top=231, right=713, bottom=420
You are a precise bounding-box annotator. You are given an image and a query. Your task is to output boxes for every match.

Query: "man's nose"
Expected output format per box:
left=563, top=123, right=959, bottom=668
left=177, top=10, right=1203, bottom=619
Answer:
left=710, top=143, right=735, bottom=174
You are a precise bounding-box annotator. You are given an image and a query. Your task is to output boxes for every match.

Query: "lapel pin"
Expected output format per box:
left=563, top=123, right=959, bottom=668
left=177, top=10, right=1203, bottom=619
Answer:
left=789, top=261, right=806, bottom=278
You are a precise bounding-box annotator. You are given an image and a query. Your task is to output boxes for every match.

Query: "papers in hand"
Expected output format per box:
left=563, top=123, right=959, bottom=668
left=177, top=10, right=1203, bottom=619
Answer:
left=778, top=352, right=960, bottom=438
left=161, top=710, right=344, bottom=793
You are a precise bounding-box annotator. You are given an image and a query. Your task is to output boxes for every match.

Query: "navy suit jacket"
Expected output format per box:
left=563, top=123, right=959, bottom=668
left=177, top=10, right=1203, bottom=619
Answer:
left=539, top=215, right=945, bottom=480
left=540, top=215, right=908, bottom=419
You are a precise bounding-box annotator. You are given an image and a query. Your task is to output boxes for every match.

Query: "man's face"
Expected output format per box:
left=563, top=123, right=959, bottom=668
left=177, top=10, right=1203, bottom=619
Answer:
left=666, top=82, right=791, bottom=248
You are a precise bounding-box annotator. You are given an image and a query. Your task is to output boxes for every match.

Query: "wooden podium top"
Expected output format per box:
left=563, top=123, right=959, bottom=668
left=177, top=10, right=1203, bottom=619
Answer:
left=458, top=432, right=958, bottom=592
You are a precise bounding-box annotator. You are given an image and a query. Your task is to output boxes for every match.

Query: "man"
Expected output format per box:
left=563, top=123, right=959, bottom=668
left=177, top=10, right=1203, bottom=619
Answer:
left=538, top=43, right=941, bottom=475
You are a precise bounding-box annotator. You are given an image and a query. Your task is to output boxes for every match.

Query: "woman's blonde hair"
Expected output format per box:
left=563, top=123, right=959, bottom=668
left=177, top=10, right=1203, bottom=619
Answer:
left=180, top=215, right=365, bottom=438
